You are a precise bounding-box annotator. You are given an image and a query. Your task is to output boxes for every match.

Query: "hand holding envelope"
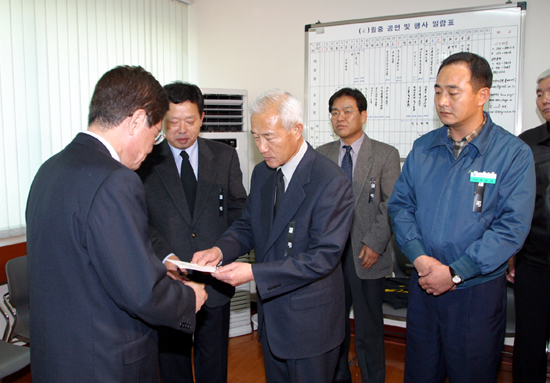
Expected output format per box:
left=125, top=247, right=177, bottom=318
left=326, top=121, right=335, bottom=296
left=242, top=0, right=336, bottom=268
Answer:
left=192, top=246, right=223, bottom=268
left=165, top=258, right=209, bottom=312
left=213, top=262, right=254, bottom=287
left=191, top=247, right=254, bottom=287
left=167, top=259, right=216, bottom=273
left=164, top=256, right=189, bottom=282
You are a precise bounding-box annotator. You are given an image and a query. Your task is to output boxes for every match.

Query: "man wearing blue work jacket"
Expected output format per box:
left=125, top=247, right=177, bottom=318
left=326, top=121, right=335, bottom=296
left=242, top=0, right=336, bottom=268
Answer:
left=388, top=52, right=536, bottom=383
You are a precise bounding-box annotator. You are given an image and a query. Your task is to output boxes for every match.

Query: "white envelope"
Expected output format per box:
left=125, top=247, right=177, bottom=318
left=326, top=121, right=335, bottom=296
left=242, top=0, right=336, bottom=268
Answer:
left=166, top=259, right=216, bottom=273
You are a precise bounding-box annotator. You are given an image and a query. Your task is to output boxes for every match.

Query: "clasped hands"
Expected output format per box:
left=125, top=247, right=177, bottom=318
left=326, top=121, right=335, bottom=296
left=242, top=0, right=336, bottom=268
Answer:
left=414, top=255, right=456, bottom=296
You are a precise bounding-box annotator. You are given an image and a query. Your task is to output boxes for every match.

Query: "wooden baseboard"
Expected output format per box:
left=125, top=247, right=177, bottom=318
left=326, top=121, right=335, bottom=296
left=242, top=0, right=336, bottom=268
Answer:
left=383, top=324, right=407, bottom=344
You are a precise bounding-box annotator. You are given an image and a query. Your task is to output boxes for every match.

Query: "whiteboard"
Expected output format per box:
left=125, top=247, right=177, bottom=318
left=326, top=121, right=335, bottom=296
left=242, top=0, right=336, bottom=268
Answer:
left=305, top=4, right=526, bottom=157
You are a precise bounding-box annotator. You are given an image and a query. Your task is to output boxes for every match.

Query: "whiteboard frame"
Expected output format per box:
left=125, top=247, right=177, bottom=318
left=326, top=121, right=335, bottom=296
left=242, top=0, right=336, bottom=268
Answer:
left=304, top=3, right=527, bottom=157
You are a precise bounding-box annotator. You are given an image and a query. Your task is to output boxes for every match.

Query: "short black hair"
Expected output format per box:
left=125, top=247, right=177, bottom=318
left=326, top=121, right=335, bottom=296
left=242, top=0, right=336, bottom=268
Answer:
left=438, top=52, right=493, bottom=91
left=88, top=66, right=168, bottom=129
left=164, top=81, right=205, bottom=115
left=328, top=88, right=367, bottom=113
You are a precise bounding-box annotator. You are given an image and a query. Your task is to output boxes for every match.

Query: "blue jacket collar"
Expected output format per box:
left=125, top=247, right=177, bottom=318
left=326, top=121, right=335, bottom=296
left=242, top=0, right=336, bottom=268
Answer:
left=428, top=112, right=495, bottom=157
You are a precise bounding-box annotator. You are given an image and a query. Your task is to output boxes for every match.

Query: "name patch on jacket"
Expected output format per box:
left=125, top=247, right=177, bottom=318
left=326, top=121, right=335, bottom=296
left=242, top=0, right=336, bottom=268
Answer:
left=219, top=188, right=225, bottom=217
left=470, top=171, right=496, bottom=213
left=470, top=171, right=497, bottom=184
left=473, top=183, right=486, bottom=212
left=286, top=221, right=296, bottom=257
left=369, top=178, right=376, bottom=203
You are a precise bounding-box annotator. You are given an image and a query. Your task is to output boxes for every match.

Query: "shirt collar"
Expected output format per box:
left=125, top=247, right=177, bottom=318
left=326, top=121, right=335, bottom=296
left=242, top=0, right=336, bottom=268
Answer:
left=169, top=138, right=198, bottom=160
left=340, top=132, right=365, bottom=153
left=447, top=114, right=486, bottom=144
left=82, top=131, right=120, bottom=162
left=430, top=112, right=494, bottom=156
left=279, top=139, right=308, bottom=189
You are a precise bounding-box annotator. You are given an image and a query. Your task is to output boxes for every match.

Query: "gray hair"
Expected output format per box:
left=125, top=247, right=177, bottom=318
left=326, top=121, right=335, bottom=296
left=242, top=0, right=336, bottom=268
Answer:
left=537, top=69, right=550, bottom=84
left=249, top=89, right=303, bottom=131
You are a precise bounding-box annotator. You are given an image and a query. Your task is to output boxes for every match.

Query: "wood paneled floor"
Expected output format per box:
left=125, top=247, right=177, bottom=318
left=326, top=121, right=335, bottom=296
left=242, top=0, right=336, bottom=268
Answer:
left=226, top=330, right=513, bottom=383
left=5, top=330, right=514, bottom=383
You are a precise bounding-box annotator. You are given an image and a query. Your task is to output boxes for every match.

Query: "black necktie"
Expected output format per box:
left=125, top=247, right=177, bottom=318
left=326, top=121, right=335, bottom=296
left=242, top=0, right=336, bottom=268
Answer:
left=342, top=145, right=353, bottom=181
left=274, top=168, right=285, bottom=218
left=180, top=151, right=197, bottom=217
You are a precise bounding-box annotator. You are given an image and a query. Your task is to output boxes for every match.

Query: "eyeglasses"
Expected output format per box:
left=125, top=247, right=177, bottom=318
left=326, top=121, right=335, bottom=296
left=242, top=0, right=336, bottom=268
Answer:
left=330, top=109, right=358, bottom=119
left=154, top=131, right=165, bottom=145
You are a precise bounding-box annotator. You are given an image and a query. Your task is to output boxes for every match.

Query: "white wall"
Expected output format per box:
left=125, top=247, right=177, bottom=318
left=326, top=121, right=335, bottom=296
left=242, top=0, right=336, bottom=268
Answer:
left=188, top=0, right=550, bottom=166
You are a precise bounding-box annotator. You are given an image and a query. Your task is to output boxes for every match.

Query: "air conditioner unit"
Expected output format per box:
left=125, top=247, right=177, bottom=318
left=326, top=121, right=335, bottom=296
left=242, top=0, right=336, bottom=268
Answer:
left=200, top=88, right=252, bottom=338
left=200, top=88, right=249, bottom=194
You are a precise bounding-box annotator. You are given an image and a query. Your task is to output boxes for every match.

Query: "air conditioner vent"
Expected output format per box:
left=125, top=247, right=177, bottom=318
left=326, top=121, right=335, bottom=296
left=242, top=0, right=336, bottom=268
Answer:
left=204, top=94, right=243, bottom=101
left=202, top=90, right=247, bottom=132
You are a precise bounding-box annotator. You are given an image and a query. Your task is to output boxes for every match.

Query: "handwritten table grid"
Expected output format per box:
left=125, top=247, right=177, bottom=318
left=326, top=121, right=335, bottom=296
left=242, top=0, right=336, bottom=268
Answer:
left=306, top=7, right=522, bottom=157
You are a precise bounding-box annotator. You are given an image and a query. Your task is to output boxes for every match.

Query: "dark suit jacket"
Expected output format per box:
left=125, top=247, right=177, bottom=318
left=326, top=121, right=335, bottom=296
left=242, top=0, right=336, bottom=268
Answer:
left=216, top=144, right=354, bottom=359
left=26, top=133, right=196, bottom=383
left=137, top=137, right=247, bottom=307
left=317, top=135, right=401, bottom=279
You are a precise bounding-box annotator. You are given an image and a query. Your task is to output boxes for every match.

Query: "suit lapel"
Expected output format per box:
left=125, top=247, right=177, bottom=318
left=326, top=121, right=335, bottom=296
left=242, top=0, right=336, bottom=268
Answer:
left=194, top=138, right=215, bottom=222
left=260, top=169, right=277, bottom=245
left=155, top=142, right=193, bottom=225
left=264, top=146, right=312, bottom=253
left=324, top=141, right=340, bottom=164
left=353, top=135, right=373, bottom=203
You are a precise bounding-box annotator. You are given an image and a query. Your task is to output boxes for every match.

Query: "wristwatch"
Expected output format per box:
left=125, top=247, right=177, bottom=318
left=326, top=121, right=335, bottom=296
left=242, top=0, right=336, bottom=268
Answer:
left=449, top=266, right=463, bottom=284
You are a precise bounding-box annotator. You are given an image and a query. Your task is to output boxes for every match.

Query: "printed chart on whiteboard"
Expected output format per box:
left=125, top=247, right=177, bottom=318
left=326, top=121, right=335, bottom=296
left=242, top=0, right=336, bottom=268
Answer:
left=305, top=5, right=525, bottom=157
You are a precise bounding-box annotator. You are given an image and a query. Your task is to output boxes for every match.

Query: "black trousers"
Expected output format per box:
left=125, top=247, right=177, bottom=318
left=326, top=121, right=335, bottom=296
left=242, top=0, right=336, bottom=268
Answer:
left=334, top=244, right=386, bottom=383
left=513, top=261, right=550, bottom=383
left=158, top=302, right=230, bottom=383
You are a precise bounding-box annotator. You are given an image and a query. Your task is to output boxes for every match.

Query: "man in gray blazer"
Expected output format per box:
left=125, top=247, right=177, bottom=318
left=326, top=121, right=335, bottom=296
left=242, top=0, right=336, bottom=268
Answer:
left=137, top=82, right=247, bottom=383
left=317, top=88, right=401, bottom=383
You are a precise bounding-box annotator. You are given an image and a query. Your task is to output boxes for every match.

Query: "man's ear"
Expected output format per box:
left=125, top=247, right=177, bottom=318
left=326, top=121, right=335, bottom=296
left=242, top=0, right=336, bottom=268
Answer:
left=478, top=87, right=490, bottom=107
left=128, top=109, right=147, bottom=136
left=293, top=122, right=304, bottom=138
left=361, top=110, right=368, bottom=125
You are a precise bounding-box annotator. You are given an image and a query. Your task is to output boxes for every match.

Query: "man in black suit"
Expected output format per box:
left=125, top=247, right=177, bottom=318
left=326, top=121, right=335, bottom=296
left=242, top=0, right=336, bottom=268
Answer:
left=137, top=82, right=247, bottom=383
left=193, top=89, right=355, bottom=383
left=507, top=68, right=550, bottom=383
left=26, top=66, right=207, bottom=383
